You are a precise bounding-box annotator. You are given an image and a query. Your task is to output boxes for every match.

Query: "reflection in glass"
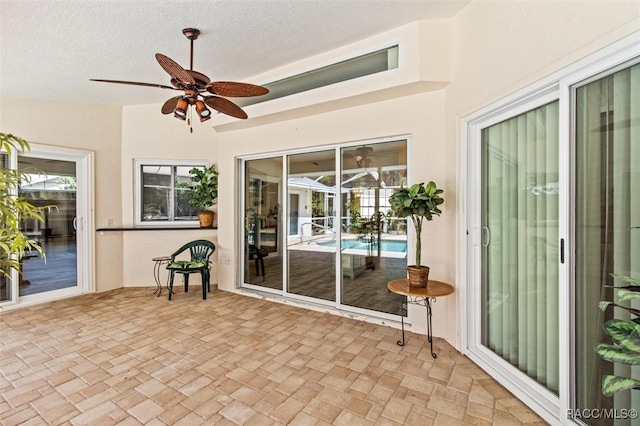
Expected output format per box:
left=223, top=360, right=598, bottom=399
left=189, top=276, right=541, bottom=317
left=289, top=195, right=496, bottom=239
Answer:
left=17, top=156, right=78, bottom=295
left=287, top=150, right=337, bottom=301
left=244, top=158, right=283, bottom=289
left=0, top=153, right=10, bottom=302
left=481, top=101, right=559, bottom=393
left=574, top=63, right=640, bottom=422
left=141, top=165, right=198, bottom=222
left=340, top=141, right=407, bottom=314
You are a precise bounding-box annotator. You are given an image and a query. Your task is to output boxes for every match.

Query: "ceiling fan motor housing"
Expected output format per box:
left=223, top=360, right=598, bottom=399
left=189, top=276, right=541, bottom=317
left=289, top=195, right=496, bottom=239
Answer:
left=182, top=28, right=200, bottom=40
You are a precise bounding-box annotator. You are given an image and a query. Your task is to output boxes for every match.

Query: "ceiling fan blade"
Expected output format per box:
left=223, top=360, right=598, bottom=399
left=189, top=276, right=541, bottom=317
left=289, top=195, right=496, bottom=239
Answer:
left=161, top=96, right=182, bottom=114
left=203, top=96, right=248, bottom=119
left=90, top=79, right=178, bottom=90
left=155, top=53, right=195, bottom=85
left=206, top=81, right=269, bottom=97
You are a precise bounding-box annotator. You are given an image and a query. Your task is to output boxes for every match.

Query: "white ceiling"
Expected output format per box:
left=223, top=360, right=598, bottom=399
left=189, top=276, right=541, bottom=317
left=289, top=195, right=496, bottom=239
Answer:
left=1, top=0, right=470, bottom=107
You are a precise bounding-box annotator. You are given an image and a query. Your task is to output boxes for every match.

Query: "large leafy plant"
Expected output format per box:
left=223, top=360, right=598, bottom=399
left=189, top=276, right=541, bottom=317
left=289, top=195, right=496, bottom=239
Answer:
left=184, top=165, right=218, bottom=210
left=0, top=133, right=46, bottom=278
left=594, top=272, right=640, bottom=396
left=388, top=181, right=444, bottom=267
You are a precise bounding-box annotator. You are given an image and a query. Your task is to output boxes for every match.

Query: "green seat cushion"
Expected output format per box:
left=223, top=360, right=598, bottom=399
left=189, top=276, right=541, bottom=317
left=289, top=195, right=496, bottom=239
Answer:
left=167, top=260, right=207, bottom=270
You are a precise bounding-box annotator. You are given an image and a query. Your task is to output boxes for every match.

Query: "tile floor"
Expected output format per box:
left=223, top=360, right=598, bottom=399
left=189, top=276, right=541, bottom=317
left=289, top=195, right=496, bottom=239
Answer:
left=0, top=287, right=546, bottom=425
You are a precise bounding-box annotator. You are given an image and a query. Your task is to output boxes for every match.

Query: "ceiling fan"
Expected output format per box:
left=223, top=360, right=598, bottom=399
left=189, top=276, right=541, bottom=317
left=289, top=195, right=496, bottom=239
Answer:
left=90, top=28, right=269, bottom=124
left=344, top=146, right=374, bottom=168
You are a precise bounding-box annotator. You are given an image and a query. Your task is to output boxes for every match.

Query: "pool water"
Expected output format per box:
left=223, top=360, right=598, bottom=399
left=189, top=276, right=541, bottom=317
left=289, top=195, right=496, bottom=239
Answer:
left=318, top=239, right=407, bottom=253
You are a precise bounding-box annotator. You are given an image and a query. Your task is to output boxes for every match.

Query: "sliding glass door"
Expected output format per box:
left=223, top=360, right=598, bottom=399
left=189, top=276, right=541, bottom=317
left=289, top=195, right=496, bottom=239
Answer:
left=243, top=157, right=283, bottom=290
left=287, top=150, right=336, bottom=301
left=0, top=145, right=92, bottom=307
left=17, top=156, right=78, bottom=296
left=340, top=141, right=407, bottom=314
left=241, top=139, right=408, bottom=317
left=0, top=151, right=12, bottom=303
left=574, top=62, right=640, bottom=424
left=480, top=101, right=560, bottom=393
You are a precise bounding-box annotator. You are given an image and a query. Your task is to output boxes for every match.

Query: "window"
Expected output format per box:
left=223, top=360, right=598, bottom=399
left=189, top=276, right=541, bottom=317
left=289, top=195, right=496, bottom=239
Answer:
left=236, top=45, right=399, bottom=108
left=134, top=160, right=207, bottom=227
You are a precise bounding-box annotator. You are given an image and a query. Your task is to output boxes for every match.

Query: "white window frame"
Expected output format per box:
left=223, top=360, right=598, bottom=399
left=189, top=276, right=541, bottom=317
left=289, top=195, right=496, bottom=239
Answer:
left=461, top=32, right=640, bottom=425
left=134, top=159, right=209, bottom=228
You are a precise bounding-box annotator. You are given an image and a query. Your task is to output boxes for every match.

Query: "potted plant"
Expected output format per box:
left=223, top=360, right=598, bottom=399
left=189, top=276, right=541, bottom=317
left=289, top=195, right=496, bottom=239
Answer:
left=184, top=164, right=218, bottom=228
left=0, top=133, right=47, bottom=282
left=388, top=181, right=444, bottom=287
left=594, top=268, right=640, bottom=395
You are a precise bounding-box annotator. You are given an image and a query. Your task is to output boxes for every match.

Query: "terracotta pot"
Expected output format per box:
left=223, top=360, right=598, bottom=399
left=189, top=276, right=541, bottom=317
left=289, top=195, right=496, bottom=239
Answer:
left=407, top=265, right=429, bottom=288
left=197, top=210, right=215, bottom=228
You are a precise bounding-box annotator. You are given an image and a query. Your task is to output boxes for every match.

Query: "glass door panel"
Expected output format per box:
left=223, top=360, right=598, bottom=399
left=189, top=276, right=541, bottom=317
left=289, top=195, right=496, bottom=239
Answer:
left=574, top=62, right=640, bottom=423
left=0, top=152, right=12, bottom=303
left=481, top=101, right=560, bottom=393
left=287, top=150, right=336, bottom=301
left=340, top=141, right=407, bottom=314
left=244, top=158, right=283, bottom=289
left=17, top=156, right=78, bottom=295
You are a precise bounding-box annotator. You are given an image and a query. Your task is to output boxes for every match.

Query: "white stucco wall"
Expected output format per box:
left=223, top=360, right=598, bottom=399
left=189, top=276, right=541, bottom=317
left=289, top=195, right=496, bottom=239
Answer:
left=119, top=104, right=220, bottom=288
left=0, top=97, right=124, bottom=293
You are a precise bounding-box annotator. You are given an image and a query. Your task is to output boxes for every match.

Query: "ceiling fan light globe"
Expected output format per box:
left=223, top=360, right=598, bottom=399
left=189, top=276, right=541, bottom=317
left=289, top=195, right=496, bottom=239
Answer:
left=195, top=100, right=211, bottom=119
left=173, top=98, right=189, bottom=119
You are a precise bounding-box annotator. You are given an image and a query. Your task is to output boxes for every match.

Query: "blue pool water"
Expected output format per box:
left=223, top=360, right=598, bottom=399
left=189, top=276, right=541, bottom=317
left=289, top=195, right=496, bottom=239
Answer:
left=317, top=239, right=407, bottom=253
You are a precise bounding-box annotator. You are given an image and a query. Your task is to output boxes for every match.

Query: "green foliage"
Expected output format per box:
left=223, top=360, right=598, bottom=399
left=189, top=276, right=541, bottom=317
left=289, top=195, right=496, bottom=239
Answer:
left=357, top=212, right=384, bottom=256
left=594, top=343, right=640, bottom=365
left=388, top=181, right=444, bottom=267
left=0, top=133, right=46, bottom=278
left=183, top=165, right=218, bottom=210
left=601, top=375, right=640, bottom=397
left=595, top=273, right=640, bottom=396
left=601, top=319, right=640, bottom=352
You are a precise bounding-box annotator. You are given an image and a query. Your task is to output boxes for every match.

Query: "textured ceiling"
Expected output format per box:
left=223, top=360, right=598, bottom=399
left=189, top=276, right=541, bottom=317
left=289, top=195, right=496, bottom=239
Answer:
left=1, top=0, right=470, bottom=106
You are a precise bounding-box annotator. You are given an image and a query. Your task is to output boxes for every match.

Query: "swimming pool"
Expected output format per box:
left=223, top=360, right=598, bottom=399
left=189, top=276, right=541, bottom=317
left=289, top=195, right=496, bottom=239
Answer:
left=317, top=238, right=407, bottom=253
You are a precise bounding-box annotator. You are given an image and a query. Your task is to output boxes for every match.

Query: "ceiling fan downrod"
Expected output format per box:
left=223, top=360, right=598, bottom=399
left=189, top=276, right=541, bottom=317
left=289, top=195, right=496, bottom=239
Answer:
left=182, top=28, right=200, bottom=71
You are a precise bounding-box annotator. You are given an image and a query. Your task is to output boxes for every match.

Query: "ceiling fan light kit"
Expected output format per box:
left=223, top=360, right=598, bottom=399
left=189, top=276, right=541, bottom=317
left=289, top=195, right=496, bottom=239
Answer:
left=195, top=99, right=211, bottom=122
left=173, top=98, right=189, bottom=120
left=90, top=28, right=269, bottom=128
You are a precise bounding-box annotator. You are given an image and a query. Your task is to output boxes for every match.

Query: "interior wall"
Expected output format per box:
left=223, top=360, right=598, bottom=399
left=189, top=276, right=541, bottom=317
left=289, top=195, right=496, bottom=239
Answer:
left=119, top=104, right=220, bottom=287
left=446, top=2, right=640, bottom=350
left=0, top=97, right=124, bottom=292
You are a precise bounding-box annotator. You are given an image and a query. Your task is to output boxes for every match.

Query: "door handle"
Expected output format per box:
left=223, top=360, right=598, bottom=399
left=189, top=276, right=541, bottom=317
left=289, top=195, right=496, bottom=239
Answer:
left=482, top=226, right=491, bottom=247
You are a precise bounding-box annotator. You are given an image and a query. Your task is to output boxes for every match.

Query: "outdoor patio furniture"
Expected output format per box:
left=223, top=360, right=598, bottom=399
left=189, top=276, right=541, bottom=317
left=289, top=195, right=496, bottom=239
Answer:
left=166, top=239, right=216, bottom=300
left=248, top=244, right=267, bottom=281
